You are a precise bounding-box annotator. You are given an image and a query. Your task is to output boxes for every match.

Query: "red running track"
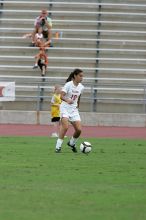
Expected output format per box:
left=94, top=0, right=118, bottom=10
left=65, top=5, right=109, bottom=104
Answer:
left=0, top=124, right=146, bottom=139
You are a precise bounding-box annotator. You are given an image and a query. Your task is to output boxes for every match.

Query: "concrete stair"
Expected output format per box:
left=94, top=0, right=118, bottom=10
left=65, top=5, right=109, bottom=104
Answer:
left=0, top=1, right=146, bottom=113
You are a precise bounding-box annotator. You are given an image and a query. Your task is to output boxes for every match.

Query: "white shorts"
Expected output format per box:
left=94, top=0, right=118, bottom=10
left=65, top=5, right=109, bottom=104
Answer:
left=60, top=106, right=81, bottom=122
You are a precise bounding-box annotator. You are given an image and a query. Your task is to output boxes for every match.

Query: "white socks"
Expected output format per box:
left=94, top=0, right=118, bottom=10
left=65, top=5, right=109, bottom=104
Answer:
left=69, top=136, right=78, bottom=146
left=56, top=138, right=63, bottom=149
left=55, top=137, right=78, bottom=150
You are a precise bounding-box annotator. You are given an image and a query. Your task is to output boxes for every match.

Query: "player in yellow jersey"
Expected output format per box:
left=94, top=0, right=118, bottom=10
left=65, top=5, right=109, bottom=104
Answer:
left=50, top=85, right=62, bottom=137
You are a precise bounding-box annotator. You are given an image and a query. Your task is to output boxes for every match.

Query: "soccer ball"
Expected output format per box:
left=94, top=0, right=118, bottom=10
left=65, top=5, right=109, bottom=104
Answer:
left=80, top=141, right=92, bottom=154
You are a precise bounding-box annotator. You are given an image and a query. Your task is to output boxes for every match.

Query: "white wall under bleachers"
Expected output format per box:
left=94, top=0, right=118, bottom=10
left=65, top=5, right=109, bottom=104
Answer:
left=0, top=110, right=146, bottom=127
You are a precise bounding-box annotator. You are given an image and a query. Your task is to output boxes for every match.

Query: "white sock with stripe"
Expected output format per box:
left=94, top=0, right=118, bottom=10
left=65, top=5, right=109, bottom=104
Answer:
left=56, top=138, right=63, bottom=149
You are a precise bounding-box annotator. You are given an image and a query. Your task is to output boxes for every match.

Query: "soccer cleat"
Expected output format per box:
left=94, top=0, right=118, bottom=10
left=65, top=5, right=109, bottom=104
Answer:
left=51, top=133, right=58, bottom=137
left=55, top=148, right=61, bottom=153
left=67, top=141, right=77, bottom=153
left=33, top=65, right=38, bottom=69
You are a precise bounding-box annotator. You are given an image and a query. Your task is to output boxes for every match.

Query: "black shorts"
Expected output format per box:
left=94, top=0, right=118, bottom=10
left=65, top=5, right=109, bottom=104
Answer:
left=38, top=59, right=46, bottom=70
left=43, top=30, right=48, bottom=39
left=51, top=117, right=60, bottom=122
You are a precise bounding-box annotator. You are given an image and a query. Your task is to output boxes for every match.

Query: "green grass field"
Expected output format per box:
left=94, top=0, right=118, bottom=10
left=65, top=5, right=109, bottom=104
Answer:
left=0, top=136, right=146, bottom=220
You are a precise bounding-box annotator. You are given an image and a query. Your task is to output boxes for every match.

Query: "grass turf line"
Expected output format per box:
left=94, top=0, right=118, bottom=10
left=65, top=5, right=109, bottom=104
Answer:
left=0, top=137, right=146, bottom=220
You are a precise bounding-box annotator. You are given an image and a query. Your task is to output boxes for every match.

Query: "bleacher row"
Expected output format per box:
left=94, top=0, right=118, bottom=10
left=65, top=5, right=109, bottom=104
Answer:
left=0, top=0, right=146, bottom=113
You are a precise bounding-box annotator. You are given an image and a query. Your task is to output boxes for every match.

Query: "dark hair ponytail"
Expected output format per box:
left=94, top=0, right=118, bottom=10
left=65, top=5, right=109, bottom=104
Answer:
left=66, top=68, right=83, bottom=82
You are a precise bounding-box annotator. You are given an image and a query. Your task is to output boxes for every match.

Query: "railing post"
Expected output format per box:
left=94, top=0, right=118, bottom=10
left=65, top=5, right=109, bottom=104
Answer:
left=48, top=0, right=53, bottom=17
left=0, top=0, right=4, bottom=16
left=144, top=87, right=146, bottom=113
left=93, top=0, right=102, bottom=112
left=36, top=84, right=41, bottom=124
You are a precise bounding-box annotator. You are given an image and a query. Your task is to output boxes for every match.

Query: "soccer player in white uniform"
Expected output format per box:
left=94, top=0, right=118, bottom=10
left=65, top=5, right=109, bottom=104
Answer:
left=55, top=69, right=84, bottom=153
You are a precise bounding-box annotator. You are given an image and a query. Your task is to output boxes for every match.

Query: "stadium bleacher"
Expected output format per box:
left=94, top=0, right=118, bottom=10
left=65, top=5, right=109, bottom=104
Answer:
left=0, top=0, right=146, bottom=115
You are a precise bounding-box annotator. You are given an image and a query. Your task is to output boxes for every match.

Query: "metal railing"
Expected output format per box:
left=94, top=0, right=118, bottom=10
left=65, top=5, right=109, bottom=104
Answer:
left=1, top=9, right=146, bottom=16
left=5, top=82, right=146, bottom=113
left=2, top=18, right=146, bottom=26
left=0, top=65, right=146, bottom=73
left=0, top=1, right=146, bottom=7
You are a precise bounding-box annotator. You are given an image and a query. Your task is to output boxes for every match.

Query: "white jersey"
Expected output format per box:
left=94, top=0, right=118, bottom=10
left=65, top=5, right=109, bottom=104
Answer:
left=61, top=81, right=84, bottom=109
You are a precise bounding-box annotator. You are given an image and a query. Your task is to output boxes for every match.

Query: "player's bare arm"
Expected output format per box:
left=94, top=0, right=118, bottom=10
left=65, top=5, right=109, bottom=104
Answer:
left=60, top=91, right=73, bottom=104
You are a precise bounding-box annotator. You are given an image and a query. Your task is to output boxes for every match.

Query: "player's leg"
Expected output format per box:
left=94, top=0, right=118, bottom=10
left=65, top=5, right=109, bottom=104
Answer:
left=67, top=109, right=82, bottom=152
left=67, top=120, right=81, bottom=152
left=51, top=117, right=60, bottom=137
left=55, top=117, right=69, bottom=152
left=71, top=120, right=82, bottom=140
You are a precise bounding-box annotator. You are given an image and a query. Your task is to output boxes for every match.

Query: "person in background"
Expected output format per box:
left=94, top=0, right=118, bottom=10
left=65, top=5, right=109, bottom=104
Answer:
left=50, top=85, right=62, bottom=137
left=55, top=69, right=84, bottom=153
left=33, top=47, right=48, bottom=76
left=34, top=27, right=51, bottom=48
left=34, top=27, right=43, bottom=47
left=30, top=9, right=52, bottom=47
